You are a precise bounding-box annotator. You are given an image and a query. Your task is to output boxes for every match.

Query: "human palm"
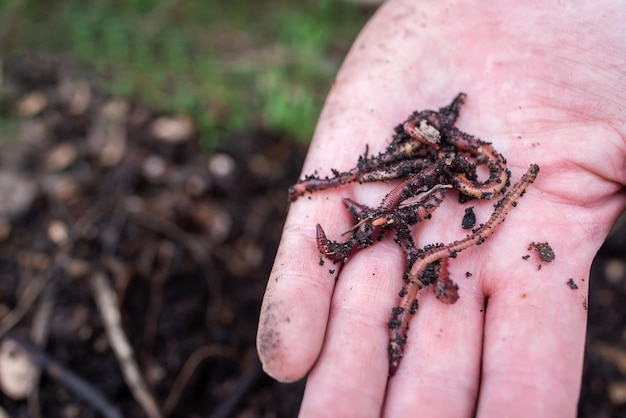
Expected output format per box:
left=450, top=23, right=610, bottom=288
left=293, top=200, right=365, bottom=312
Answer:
left=256, top=1, right=626, bottom=416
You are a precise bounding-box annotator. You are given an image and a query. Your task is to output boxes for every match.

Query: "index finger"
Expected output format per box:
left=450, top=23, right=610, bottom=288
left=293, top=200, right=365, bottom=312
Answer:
left=255, top=103, right=401, bottom=381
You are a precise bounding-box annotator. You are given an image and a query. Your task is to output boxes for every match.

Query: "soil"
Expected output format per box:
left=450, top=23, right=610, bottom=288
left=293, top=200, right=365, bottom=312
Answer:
left=0, top=54, right=624, bottom=417
left=529, top=241, right=556, bottom=263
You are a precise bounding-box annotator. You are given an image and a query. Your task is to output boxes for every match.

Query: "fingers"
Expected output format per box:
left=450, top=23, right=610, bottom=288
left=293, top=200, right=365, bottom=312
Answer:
left=298, top=242, right=403, bottom=417
left=298, top=203, right=493, bottom=417
left=257, top=180, right=394, bottom=381
left=476, top=285, right=587, bottom=417
left=256, top=203, right=341, bottom=382
left=383, top=287, right=485, bottom=417
left=473, top=205, right=592, bottom=417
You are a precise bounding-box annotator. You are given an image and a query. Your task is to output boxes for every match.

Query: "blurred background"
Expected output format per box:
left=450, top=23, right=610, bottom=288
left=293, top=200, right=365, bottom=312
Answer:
left=1, top=0, right=374, bottom=144
left=0, top=1, right=624, bottom=417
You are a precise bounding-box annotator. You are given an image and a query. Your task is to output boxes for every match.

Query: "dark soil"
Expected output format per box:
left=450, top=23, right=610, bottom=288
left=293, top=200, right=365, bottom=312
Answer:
left=0, top=54, right=624, bottom=417
left=529, top=241, right=556, bottom=263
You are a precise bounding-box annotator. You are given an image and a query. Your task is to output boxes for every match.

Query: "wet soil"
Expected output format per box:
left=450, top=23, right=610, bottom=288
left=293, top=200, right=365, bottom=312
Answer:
left=0, top=54, right=624, bottom=417
left=529, top=241, right=556, bottom=263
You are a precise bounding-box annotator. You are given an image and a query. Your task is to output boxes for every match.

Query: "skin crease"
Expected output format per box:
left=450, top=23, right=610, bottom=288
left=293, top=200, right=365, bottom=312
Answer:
left=256, top=0, right=626, bottom=417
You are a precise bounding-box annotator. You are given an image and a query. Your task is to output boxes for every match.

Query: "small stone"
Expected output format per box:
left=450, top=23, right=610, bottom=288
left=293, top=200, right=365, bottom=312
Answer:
left=47, top=220, right=69, bottom=245
left=208, top=153, right=236, bottom=178
left=16, top=91, right=47, bottom=117
left=99, top=99, right=130, bottom=121
left=150, top=115, right=194, bottom=143
left=45, top=142, right=78, bottom=171
left=609, top=381, right=626, bottom=405
left=98, top=135, right=126, bottom=167
left=146, top=363, right=166, bottom=386
left=58, top=78, right=92, bottom=114
left=605, top=258, right=625, bottom=284
left=0, top=340, right=38, bottom=400
left=142, top=155, right=168, bottom=182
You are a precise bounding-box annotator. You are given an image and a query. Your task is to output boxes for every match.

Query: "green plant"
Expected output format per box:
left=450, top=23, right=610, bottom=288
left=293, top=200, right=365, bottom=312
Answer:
left=0, top=0, right=373, bottom=145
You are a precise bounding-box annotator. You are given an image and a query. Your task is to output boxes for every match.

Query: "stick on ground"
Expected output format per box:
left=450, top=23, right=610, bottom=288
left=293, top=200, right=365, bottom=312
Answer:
left=4, top=334, right=122, bottom=418
left=90, top=271, right=163, bottom=418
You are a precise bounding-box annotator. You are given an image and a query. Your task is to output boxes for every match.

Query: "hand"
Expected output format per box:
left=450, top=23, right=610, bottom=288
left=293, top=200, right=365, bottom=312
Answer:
left=256, top=1, right=626, bottom=416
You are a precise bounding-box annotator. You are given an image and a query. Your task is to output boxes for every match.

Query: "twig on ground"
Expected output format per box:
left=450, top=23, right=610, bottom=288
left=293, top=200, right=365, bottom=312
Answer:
left=89, top=271, right=163, bottom=418
left=143, top=240, right=175, bottom=357
left=27, top=281, right=57, bottom=418
left=162, top=343, right=237, bottom=416
left=4, top=334, right=123, bottom=418
left=0, top=268, right=55, bottom=339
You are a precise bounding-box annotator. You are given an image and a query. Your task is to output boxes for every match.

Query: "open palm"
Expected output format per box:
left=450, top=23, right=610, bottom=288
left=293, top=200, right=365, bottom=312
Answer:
left=257, top=1, right=626, bottom=416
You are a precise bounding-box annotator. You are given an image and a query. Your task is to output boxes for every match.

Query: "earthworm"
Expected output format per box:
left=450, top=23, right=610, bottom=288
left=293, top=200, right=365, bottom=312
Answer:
left=388, top=164, right=539, bottom=374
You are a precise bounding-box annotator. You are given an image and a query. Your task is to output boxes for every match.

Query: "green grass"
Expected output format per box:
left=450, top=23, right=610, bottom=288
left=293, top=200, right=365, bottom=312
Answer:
left=0, top=0, right=374, bottom=146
